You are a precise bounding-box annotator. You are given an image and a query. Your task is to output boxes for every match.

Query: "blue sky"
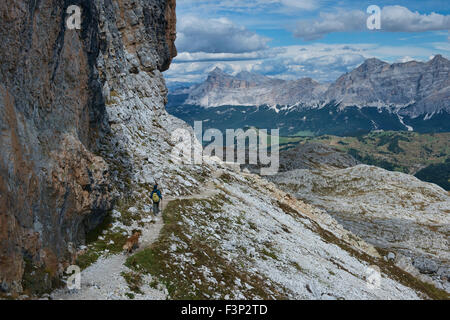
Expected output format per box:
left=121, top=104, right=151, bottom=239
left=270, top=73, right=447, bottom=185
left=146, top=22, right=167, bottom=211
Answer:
left=164, top=0, right=450, bottom=85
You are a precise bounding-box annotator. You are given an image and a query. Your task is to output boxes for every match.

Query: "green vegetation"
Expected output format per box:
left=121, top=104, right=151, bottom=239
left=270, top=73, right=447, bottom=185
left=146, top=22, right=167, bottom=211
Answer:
left=124, top=292, right=135, bottom=299
left=415, top=158, right=450, bottom=191
left=76, top=226, right=128, bottom=270
left=21, top=209, right=133, bottom=295
left=278, top=135, right=304, bottom=146
left=168, top=99, right=449, bottom=189
left=281, top=131, right=450, bottom=190
left=125, top=196, right=287, bottom=299
left=261, top=246, right=279, bottom=261
left=167, top=100, right=450, bottom=138
left=218, top=172, right=237, bottom=184
left=121, top=271, right=144, bottom=294
left=167, top=103, right=411, bottom=137
left=290, top=261, right=307, bottom=274
left=75, top=208, right=139, bottom=270
left=21, top=258, right=62, bottom=296
left=293, top=130, right=315, bottom=137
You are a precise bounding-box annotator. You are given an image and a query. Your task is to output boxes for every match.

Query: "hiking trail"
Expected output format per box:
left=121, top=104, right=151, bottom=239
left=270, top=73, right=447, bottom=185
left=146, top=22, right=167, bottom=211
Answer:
left=50, top=170, right=223, bottom=300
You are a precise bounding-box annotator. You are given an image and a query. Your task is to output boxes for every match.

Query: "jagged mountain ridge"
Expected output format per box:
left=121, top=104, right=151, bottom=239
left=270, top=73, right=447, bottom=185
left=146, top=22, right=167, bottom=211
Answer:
left=183, top=67, right=327, bottom=107
left=173, top=55, right=450, bottom=118
left=326, top=55, right=450, bottom=117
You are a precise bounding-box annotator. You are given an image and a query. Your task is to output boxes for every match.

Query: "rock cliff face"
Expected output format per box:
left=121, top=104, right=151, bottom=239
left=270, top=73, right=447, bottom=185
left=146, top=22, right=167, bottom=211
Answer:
left=325, top=55, right=450, bottom=117
left=0, top=0, right=177, bottom=294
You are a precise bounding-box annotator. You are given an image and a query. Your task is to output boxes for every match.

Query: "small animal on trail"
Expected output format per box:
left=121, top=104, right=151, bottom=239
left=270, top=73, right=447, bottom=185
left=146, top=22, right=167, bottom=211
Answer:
left=123, top=230, right=142, bottom=254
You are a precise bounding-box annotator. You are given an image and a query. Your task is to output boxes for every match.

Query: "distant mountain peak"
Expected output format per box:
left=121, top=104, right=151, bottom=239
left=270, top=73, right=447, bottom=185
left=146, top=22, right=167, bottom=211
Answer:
left=184, top=68, right=326, bottom=107
left=432, top=54, right=444, bottom=60
left=429, top=54, right=449, bottom=65
left=179, top=55, right=449, bottom=117
left=206, top=67, right=233, bottom=83
left=235, top=70, right=277, bottom=84
left=296, top=77, right=319, bottom=85
left=209, top=67, right=226, bottom=75
left=357, top=58, right=389, bottom=71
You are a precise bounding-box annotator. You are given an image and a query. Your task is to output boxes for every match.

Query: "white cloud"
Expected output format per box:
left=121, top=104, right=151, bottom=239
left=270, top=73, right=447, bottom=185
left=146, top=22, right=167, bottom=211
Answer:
left=381, top=6, right=450, bottom=32
left=294, top=9, right=366, bottom=40
left=168, top=2, right=450, bottom=85
left=397, top=56, right=415, bottom=63
left=179, top=0, right=319, bottom=12
left=166, top=44, right=366, bottom=83
left=278, top=0, right=318, bottom=10
left=432, top=42, right=450, bottom=52
left=293, top=6, right=450, bottom=40
left=165, top=42, right=449, bottom=84
left=177, top=16, right=270, bottom=53
left=174, top=49, right=282, bottom=63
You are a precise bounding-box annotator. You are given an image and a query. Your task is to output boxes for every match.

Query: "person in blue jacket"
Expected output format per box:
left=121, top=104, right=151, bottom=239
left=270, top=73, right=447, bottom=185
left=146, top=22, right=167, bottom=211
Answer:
left=150, top=184, right=163, bottom=216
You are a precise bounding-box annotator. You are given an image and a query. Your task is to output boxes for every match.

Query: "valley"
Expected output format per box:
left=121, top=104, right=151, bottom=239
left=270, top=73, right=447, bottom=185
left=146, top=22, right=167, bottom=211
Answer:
left=287, top=132, right=450, bottom=190
left=167, top=97, right=450, bottom=190
left=166, top=102, right=423, bottom=137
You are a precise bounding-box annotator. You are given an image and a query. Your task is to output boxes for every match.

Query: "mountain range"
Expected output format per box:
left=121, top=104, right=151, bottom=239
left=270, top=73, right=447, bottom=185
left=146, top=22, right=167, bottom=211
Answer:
left=172, top=55, right=450, bottom=117
left=180, top=67, right=328, bottom=108
left=168, top=56, right=450, bottom=136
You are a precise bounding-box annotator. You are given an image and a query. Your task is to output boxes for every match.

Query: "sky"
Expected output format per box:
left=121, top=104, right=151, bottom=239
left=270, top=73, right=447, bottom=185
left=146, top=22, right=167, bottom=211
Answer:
left=164, top=0, right=450, bottom=85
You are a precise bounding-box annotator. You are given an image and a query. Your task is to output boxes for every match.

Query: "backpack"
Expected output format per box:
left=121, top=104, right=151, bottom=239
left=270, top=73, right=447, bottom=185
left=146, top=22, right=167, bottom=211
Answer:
left=152, top=191, right=160, bottom=203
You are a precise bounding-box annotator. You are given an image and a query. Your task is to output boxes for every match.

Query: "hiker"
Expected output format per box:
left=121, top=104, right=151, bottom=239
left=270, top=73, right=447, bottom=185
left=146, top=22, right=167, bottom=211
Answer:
left=151, top=184, right=162, bottom=216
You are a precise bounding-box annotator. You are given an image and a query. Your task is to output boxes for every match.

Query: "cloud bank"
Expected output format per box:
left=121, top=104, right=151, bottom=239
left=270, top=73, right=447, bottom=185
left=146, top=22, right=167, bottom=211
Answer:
left=167, top=3, right=450, bottom=85
left=177, top=16, right=270, bottom=53
left=165, top=42, right=449, bottom=84
left=294, top=6, right=450, bottom=40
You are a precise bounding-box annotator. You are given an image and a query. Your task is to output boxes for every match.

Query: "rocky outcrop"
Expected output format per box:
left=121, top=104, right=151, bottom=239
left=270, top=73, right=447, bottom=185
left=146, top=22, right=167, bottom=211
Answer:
left=270, top=165, right=450, bottom=292
left=0, top=0, right=177, bottom=294
left=0, top=0, right=110, bottom=294
left=278, top=142, right=360, bottom=172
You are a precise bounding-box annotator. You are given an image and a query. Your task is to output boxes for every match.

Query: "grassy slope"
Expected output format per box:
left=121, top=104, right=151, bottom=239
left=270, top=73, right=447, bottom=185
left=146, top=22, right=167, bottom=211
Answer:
left=123, top=173, right=449, bottom=300
left=125, top=195, right=289, bottom=300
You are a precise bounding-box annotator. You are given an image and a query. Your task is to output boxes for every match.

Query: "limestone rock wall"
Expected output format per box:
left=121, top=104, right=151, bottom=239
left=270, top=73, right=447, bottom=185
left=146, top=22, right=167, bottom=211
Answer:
left=0, top=0, right=177, bottom=294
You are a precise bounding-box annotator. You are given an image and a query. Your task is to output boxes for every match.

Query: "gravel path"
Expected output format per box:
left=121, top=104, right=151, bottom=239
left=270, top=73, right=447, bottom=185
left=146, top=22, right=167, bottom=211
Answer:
left=51, top=171, right=223, bottom=300
left=51, top=210, right=167, bottom=300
